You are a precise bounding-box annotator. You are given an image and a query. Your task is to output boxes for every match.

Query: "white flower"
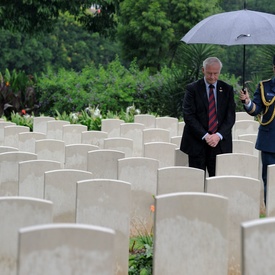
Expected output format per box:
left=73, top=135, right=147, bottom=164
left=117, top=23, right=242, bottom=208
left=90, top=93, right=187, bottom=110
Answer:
left=70, top=113, right=78, bottom=120
left=94, top=107, right=101, bottom=117
left=126, top=105, right=135, bottom=114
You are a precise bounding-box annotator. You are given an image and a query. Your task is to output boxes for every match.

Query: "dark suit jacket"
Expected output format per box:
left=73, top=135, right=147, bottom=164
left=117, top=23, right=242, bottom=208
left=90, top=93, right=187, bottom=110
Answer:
left=180, top=78, right=236, bottom=156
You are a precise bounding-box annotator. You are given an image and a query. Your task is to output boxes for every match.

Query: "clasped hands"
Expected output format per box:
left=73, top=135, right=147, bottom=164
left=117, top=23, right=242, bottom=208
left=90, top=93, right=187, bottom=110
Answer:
left=205, top=133, right=220, bottom=147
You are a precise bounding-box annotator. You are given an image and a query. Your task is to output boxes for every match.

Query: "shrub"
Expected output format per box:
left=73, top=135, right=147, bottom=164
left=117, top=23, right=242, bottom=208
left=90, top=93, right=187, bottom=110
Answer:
left=36, top=58, right=188, bottom=118
left=37, top=67, right=92, bottom=116
left=5, top=56, right=245, bottom=122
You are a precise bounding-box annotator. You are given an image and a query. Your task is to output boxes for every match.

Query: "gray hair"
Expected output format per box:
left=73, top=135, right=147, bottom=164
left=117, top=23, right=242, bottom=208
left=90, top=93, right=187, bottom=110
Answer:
left=203, top=57, right=223, bottom=70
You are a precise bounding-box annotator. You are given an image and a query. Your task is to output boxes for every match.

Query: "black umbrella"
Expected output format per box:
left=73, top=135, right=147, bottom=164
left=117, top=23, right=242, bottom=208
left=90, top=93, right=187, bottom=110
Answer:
left=181, top=5, right=275, bottom=89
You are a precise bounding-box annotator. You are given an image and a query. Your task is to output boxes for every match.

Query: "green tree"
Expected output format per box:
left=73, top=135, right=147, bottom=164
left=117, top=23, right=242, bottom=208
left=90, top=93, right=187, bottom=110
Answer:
left=0, top=31, right=52, bottom=74
left=0, top=13, right=120, bottom=75
left=117, top=0, right=221, bottom=72
left=0, top=0, right=120, bottom=36
left=117, top=0, right=174, bottom=72
left=43, top=13, right=120, bottom=72
left=220, top=0, right=246, bottom=11
left=220, top=0, right=275, bottom=13
left=167, top=0, right=221, bottom=64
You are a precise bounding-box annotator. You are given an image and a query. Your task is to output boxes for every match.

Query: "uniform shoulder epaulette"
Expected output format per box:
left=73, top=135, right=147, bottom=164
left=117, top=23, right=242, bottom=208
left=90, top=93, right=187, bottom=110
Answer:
left=258, top=78, right=275, bottom=126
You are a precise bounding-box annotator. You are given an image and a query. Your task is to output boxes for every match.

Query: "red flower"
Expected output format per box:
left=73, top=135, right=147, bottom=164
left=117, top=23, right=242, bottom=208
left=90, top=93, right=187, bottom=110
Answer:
left=21, top=109, right=26, bottom=115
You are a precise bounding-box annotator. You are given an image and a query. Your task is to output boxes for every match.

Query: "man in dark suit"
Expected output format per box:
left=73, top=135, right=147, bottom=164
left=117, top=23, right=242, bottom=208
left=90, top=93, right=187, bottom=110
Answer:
left=180, top=57, right=236, bottom=177
left=240, top=55, right=275, bottom=204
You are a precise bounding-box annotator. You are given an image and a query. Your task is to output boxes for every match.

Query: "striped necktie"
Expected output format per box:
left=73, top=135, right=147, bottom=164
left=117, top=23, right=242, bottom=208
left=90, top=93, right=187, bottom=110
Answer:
left=208, top=84, right=217, bottom=134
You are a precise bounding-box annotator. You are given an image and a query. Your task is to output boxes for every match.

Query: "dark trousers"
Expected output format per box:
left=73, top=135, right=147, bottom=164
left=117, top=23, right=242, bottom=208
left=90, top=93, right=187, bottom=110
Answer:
left=188, top=143, right=222, bottom=177
left=261, top=151, right=275, bottom=204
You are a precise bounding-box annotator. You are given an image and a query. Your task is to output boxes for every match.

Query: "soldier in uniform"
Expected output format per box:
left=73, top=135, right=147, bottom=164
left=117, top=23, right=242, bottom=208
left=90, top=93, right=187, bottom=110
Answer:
left=240, top=55, right=275, bottom=205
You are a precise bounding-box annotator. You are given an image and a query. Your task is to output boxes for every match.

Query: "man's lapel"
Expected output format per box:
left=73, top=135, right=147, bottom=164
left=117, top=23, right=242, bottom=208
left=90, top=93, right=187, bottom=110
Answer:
left=198, top=79, right=208, bottom=110
left=216, top=81, right=225, bottom=114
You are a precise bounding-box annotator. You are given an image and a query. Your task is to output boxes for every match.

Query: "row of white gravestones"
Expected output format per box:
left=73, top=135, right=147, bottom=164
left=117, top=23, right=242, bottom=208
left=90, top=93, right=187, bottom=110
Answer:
left=0, top=169, right=274, bottom=275
left=101, top=115, right=184, bottom=137
left=19, top=155, right=198, bottom=237
left=0, top=177, right=132, bottom=275
left=2, top=134, right=266, bottom=202
left=3, top=115, right=258, bottom=170
left=0, top=113, right=259, bottom=152
left=14, top=152, right=190, bottom=238
left=44, top=171, right=131, bottom=275
left=205, top=176, right=261, bottom=275
left=241, top=133, right=275, bottom=217
left=0, top=151, right=37, bottom=196
left=0, top=196, right=117, bottom=275
left=35, top=138, right=184, bottom=172
left=0, top=119, right=188, bottom=167
left=0, top=148, right=264, bottom=227
left=2, top=117, right=260, bottom=165
left=0, top=115, right=272, bottom=275
left=154, top=152, right=263, bottom=274
left=235, top=120, right=265, bottom=215
left=0, top=119, right=86, bottom=148
left=216, top=153, right=272, bottom=274
left=102, top=118, right=185, bottom=157
left=0, top=139, right=98, bottom=172
left=116, top=153, right=265, bottom=274
left=31, top=115, right=185, bottom=142
left=83, top=127, right=182, bottom=149
left=153, top=192, right=275, bottom=275
left=0, top=150, right=264, bottom=217
left=32, top=116, right=87, bottom=145
left=153, top=181, right=275, bottom=275
left=0, top=149, right=156, bottom=274
left=0, top=162, right=272, bottom=275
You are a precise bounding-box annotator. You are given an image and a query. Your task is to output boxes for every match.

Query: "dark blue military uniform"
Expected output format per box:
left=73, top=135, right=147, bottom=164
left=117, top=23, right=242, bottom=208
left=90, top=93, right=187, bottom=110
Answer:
left=245, top=76, right=275, bottom=203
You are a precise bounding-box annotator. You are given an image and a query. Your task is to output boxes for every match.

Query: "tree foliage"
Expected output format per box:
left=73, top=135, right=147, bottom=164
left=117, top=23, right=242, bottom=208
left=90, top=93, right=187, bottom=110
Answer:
left=36, top=57, right=187, bottom=117
left=117, top=0, right=221, bottom=71
left=0, top=13, right=120, bottom=75
left=0, top=0, right=275, bottom=116
left=0, top=0, right=119, bottom=36
left=78, top=0, right=121, bottom=37
left=117, top=0, right=174, bottom=72
left=221, top=0, right=275, bottom=13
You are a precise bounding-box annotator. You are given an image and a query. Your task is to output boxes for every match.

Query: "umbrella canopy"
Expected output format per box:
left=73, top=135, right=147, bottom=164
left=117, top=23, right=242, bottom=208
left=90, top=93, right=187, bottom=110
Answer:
left=181, top=9, right=275, bottom=88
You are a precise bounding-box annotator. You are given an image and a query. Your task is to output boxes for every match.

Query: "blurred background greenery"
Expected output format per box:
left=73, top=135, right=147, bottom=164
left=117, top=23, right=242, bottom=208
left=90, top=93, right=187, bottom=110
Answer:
left=0, top=0, right=274, bottom=118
